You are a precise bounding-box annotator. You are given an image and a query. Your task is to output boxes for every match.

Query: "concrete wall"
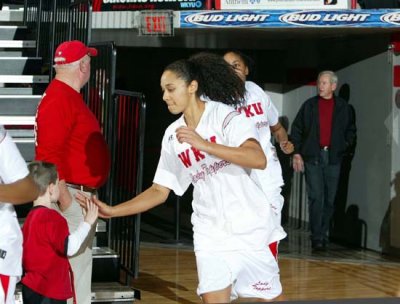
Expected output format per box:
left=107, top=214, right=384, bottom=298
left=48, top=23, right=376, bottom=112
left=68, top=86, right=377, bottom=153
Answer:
left=264, top=83, right=284, bottom=114
left=336, top=52, right=392, bottom=251
left=381, top=50, right=400, bottom=255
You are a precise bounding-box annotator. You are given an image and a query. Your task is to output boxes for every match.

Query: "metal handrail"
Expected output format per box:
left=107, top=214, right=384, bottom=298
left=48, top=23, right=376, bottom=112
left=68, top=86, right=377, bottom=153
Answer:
left=107, top=90, right=146, bottom=280
left=23, top=0, right=91, bottom=79
left=22, top=1, right=145, bottom=282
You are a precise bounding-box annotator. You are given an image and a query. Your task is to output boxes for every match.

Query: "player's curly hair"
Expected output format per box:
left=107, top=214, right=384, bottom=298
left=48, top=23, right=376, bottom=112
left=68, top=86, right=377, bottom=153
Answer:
left=164, top=52, right=245, bottom=107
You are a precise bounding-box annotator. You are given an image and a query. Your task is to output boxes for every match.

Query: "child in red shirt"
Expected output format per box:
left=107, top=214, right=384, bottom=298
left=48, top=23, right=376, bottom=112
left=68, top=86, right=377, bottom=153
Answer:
left=22, top=161, right=98, bottom=304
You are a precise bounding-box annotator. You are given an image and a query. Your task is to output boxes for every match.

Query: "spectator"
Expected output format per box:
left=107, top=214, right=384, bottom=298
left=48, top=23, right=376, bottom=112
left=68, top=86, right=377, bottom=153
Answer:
left=290, top=71, right=356, bottom=251
left=22, top=161, right=98, bottom=304
left=35, top=40, right=111, bottom=303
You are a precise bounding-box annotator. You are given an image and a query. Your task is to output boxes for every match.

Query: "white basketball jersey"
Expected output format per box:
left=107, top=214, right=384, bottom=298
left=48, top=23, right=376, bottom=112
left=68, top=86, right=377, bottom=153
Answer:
left=240, top=81, right=284, bottom=192
left=153, top=101, right=286, bottom=252
left=0, top=125, right=29, bottom=277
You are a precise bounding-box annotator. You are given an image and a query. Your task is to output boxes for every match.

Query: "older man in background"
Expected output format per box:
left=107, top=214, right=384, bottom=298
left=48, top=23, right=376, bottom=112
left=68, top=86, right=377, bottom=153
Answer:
left=291, top=71, right=356, bottom=251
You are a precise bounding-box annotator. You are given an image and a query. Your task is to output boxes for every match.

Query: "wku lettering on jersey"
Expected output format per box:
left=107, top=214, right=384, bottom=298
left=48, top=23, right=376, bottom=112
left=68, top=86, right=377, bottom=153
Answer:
left=178, top=135, right=216, bottom=168
left=239, top=102, right=263, bottom=117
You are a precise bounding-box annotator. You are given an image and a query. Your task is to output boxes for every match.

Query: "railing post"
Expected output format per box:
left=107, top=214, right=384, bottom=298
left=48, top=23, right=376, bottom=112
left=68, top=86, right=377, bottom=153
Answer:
left=174, top=196, right=181, bottom=241
left=36, top=0, right=42, bottom=58
left=23, top=0, right=27, bottom=25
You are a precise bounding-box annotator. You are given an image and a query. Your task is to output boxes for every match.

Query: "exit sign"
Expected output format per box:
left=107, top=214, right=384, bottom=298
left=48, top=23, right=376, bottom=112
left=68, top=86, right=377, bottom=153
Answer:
left=139, top=11, right=174, bottom=36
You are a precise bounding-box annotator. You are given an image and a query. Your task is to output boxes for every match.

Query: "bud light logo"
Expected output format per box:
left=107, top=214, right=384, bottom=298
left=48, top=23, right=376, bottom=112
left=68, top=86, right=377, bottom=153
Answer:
left=280, top=10, right=370, bottom=27
left=381, top=12, right=400, bottom=25
left=184, top=11, right=269, bottom=27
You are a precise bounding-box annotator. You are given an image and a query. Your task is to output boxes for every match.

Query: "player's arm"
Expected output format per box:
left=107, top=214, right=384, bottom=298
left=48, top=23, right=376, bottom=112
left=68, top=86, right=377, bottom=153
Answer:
left=270, top=122, right=294, bottom=154
left=176, top=126, right=266, bottom=170
left=76, top=183, right=170, bottom=218
left=0, top=175, right=40, bottom=204
left=263, top=92, right=293, bottom=154
left=270, top=122, right=288, bottom=143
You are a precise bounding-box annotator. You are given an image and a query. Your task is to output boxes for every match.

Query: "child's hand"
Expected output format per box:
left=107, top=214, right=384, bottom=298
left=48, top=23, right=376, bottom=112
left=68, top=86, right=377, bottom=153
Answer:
left=83, top=198, right=99, bottom=226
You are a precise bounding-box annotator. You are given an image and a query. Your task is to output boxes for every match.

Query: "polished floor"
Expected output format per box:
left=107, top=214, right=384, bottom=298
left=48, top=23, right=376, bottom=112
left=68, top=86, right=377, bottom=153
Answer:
left=132, top=222, right=400, bottom=303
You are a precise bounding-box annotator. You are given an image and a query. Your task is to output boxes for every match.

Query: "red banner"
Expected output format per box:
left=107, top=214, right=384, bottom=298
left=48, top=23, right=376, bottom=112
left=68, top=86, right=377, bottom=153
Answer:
left=92, top=0, right=211, bottom=11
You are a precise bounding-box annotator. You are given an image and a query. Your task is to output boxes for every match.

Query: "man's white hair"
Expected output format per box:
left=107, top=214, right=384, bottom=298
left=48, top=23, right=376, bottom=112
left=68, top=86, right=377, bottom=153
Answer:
left=318, top=70, right=338, bottom=84
left=53, top=55, right=89, bottom=69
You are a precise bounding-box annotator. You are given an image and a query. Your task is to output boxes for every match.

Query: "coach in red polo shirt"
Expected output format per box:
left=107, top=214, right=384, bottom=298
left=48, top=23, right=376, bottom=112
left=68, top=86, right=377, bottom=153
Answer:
left=35, top=40, right=110, bottom=304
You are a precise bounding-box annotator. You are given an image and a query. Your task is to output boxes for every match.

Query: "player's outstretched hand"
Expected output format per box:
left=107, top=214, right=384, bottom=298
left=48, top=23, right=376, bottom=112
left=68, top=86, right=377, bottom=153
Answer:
left=75, top=192, right=113, bottom=219
left=83, top=199, right=98, bottom=226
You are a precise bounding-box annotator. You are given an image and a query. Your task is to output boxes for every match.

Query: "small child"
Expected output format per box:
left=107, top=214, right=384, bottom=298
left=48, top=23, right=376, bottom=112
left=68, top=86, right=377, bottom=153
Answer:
left=22, top=161, right=98, bottom=304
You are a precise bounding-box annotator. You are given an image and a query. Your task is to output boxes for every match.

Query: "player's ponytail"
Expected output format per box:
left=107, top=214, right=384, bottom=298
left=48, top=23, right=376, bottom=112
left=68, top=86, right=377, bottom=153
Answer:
left=164, top=52, right=245, bottom=107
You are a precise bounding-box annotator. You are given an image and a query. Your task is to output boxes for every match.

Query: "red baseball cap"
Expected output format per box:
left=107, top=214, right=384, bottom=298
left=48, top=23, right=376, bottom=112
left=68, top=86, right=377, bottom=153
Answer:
left=54, top=40, right=97, bottom=65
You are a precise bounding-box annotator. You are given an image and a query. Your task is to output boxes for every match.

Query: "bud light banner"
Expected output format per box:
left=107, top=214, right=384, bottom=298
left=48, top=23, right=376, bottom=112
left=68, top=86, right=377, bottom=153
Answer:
left=180, top=10, right=400, bottom=28
left=93, top=0, right=210, bottom=11
left=215, top=0, right=350, bottom=10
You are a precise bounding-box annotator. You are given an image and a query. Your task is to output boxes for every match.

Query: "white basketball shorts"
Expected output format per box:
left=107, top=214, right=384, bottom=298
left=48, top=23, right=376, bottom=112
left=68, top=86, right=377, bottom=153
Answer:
left=0, top=275, right=18, bottom=304
left=196, top=247, right=282, bottom=301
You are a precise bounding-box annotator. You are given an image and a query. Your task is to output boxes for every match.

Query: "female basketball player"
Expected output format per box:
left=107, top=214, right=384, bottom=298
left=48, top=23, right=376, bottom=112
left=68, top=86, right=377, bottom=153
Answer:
left=77, top=53, right=286, bottom=303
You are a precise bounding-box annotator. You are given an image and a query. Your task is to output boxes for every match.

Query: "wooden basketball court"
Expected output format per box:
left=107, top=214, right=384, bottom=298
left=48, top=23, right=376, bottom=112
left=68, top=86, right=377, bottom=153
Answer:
left=131, top=228, right=400, bottom=303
